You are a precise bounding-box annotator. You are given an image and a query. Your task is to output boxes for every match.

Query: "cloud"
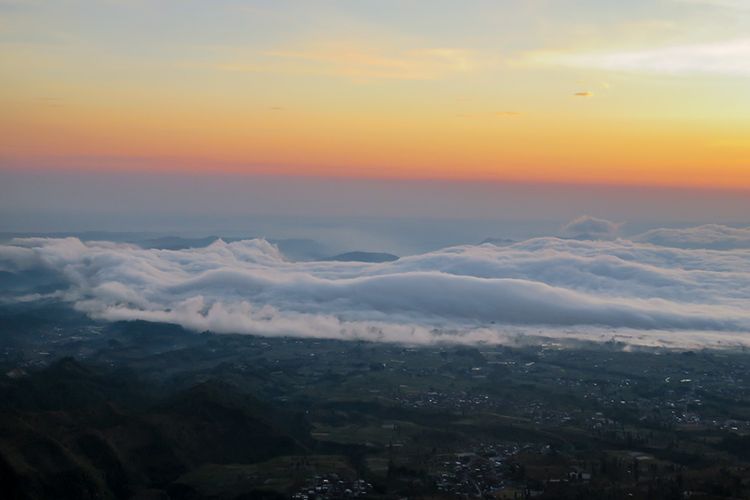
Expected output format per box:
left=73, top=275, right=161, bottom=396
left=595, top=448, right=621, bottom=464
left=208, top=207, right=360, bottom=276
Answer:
left=2, top=232, right=750, bottom=349
left=217, top=45, right=477, bottom=81
left=633, top=224, right=750, bottom=250
left=674, top=0, right=750, bottom=9
left=531, top=39, right=750, bottom=76
left=574, top=91, right=593, bottom=97
left=0, top=244, right=41, bottom=272
left=561, top=216, right=621, bottom=240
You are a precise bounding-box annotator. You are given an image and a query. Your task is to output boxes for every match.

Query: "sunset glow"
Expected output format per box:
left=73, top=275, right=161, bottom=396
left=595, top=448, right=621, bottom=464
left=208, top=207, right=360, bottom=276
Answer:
left=2, top=0, right=749, bottom=188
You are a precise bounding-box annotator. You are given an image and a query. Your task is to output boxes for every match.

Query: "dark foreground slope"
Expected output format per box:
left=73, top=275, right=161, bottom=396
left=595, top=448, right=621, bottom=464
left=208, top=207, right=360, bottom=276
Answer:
left=0, top=358, right=317, bottom=500
left=2, top=305, right=750, bottom=499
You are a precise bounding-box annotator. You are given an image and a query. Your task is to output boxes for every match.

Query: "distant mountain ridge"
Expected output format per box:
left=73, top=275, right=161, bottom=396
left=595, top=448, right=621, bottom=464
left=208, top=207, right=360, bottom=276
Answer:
left=322, top=251, right=399, bottom=263
left=480, top=237, right=515, bottom=246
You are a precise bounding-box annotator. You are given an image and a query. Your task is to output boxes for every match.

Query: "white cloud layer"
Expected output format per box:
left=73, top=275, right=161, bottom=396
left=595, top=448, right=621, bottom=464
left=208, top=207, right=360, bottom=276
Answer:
left=633, top=224, right=750, bottom=250
left=562, top=215, right=621, bottom=240
left=2, top=230, right=750, bottom=349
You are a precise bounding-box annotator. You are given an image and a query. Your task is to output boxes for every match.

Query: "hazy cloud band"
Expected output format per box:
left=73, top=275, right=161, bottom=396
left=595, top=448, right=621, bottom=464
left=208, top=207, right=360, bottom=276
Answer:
left=1, top=229, right=750, bottom=348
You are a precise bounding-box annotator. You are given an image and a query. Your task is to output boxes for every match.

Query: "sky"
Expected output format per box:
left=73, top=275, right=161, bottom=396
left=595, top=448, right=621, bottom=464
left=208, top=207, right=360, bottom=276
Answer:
left=2, top=1, right=750, bottom=347
left=1, top=0, right=750, bottom=245
left=1, top=0, right=749, bottom=188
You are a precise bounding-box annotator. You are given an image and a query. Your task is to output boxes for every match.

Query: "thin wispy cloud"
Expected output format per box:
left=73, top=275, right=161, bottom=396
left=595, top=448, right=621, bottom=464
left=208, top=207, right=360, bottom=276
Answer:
left=530, top=39, right=750, bottom=76
left=674, top=0, right=750, bottom=9
left=217, top=45, right=478, bottom=81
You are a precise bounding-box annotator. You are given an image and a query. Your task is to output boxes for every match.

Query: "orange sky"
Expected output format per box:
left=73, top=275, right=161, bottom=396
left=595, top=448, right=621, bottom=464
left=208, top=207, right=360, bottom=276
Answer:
left=1, top=1, right=749, bottom=189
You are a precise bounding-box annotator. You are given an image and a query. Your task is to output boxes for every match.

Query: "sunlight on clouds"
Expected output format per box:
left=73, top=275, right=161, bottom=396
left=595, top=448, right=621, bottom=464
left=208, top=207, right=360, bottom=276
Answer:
left=527, top=39, right=750, bottom=76
left=2, top=1, right=749, bottom=187
left=674, top=0, right=750, bottom=9
left=216, top=44, right=479, bottom=81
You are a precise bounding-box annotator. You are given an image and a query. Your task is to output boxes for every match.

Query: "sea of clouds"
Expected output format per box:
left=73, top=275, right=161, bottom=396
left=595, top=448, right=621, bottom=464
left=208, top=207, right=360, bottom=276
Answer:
left=1, top=218, right=750, bottom=349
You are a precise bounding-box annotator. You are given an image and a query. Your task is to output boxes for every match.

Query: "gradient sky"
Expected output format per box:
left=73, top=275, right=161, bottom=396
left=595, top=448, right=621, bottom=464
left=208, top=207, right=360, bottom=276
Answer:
left=1, top=0, right=749, bottom=189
